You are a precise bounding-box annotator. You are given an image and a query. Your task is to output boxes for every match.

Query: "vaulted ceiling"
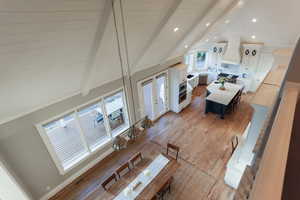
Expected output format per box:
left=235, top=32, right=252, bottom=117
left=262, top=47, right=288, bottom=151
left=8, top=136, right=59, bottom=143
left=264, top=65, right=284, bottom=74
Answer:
left=0, top=0, right=299, bottom=123
left=192, top=0, right=300, bottom=49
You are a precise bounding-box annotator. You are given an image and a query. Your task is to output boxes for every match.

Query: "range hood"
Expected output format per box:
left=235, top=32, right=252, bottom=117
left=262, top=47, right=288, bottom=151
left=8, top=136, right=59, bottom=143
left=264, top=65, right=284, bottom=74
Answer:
left=222, top=37, right=241, bottom=65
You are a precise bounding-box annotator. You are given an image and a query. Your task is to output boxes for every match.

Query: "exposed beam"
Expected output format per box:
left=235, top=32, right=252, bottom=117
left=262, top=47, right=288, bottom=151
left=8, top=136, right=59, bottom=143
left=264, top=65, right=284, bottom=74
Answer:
left=81, top=0, right=113, bottom=96
left=132, top=0, right=183, bottom=70
left=161, top=0, right=242, bottom=62
left=161, top=0, right=223, bottom=61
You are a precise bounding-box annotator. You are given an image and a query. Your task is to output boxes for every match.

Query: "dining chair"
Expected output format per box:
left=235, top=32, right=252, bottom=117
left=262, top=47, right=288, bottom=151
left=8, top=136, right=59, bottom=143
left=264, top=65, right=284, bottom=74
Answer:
left=101, top=173, right=117, bottom=191
left=129, top=152, right=143, bottom=167
left=116, top=162, right=131, bottom=178
left=156, top=176, right=174, bottom=200
left=166, top=143, right=180, bottom=161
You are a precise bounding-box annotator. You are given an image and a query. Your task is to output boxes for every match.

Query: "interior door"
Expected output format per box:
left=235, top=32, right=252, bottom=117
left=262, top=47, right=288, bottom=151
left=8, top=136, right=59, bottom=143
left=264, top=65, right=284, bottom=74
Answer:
left=155, top=73, right=167, bottom=118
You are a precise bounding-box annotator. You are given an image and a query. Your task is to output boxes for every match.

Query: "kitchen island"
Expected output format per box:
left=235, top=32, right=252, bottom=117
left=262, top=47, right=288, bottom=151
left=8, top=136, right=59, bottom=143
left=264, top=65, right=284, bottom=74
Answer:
left=205, top=82, right=243, bottom=119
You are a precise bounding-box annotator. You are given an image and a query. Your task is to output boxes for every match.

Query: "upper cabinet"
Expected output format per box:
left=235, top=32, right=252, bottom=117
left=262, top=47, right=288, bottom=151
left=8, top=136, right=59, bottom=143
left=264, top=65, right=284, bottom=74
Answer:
left=241, top=44, right=263, bottom=73
left=207, top=43, right=227, bottom=69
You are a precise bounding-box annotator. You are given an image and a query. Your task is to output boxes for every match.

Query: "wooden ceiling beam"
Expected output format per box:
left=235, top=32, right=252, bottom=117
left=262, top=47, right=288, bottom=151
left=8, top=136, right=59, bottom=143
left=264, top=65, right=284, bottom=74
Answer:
left=132, top=0, right=184, bottom=70
left=161, top=0, right=243, bottom=62
left=81, top=0, right=113, bottom=96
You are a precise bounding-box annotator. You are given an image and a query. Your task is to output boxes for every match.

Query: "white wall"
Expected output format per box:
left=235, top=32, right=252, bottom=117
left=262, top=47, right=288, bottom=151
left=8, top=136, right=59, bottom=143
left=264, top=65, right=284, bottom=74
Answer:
left=0, top=161, right=30, bottom=200
left=0, top=0, right=125, bottom=125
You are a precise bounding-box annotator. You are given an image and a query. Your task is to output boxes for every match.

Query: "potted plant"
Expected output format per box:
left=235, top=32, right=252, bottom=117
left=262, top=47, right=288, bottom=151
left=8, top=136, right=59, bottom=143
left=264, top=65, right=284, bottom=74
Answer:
left=218, top=77, right=228, bottom=90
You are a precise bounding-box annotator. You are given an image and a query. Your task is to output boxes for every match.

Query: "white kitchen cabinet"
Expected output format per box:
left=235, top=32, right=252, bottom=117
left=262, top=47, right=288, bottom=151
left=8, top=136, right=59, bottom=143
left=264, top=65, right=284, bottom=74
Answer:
left=241, top=44, right=263, bottom=73
left=207, top=43, right=227, bottom=70
left=169, top=63, right=191, bottom=113
left=241, top=44, right=263, bottom=92
left=251, top=52, right=274, bottom=91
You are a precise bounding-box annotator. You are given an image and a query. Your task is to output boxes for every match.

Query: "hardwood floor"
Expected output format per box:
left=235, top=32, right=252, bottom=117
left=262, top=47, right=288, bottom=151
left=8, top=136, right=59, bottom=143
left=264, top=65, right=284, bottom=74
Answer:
left=51, top=86, right=254, bottom=200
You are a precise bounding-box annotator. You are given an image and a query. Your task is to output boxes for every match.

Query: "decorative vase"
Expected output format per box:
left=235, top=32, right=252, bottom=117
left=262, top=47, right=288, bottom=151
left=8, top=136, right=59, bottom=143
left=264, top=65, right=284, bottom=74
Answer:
left=219, top=82, right=226, bottom=90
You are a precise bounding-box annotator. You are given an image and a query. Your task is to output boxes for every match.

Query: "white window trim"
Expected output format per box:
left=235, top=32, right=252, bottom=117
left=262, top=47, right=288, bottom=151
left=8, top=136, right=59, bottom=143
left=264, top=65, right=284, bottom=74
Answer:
left=36, top=87, right=130, bottom=175
left=185, top=50, right=209, bottom=72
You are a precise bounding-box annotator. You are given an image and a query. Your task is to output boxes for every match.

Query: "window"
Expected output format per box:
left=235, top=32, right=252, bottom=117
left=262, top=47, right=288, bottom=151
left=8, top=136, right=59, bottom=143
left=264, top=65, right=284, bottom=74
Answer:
left=104, top=91, right=128, bottom=136
left=37, top=89, right=129, bottom=174
left=184, top=54, right=194, bottom=73
left=185, top=51, right=207, bottom=72
left=43, top=113, right=89, bottom=171
left=77, top=103, right=110, bottom=151
left=195, top=51, right=207, bottom=70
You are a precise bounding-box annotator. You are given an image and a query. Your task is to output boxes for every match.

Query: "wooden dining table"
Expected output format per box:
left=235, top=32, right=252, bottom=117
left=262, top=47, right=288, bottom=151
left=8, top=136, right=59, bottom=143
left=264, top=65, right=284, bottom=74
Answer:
left=90, top=153, right=180, bottom=200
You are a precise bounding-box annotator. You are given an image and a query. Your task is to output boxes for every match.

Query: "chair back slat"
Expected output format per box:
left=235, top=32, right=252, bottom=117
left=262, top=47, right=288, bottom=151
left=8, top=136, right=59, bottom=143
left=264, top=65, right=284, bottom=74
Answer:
left=116, top=162, right=130, bottom=178
left=101, top=174, right=117, bottom=191
left=167, top=143, right=180, bottom=160
left=130, top=152, right=143, bottom=166
left=156, top=176, right=174, bottom=199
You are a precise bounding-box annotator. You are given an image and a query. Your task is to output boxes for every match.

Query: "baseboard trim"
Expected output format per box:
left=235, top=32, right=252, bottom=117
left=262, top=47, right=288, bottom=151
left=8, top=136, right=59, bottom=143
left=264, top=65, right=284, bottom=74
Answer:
left=40, top=147, right=114, bottom=200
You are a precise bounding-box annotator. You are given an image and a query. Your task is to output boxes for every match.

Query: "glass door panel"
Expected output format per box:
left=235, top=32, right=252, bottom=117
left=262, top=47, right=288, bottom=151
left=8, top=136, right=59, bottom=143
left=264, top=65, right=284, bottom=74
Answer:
left=142, top=80, right=154, bottom=120
left=155, top=74, right=167, bottom=117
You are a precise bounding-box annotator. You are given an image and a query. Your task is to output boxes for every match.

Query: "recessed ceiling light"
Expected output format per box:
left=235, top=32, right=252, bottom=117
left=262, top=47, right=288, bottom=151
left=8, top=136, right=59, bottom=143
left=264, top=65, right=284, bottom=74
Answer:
left=251, top=35, right=256, bottom=39
left=184, top=45, right=189, bottom=49
left=206, top=39, right=209, bottom=42
left=173, top=27, right=179, bottom=32
left=252, top=18, right=257, bottom=23
left=206, top=22, right=211, bottom=27
left=225, top=20, right=230, bottom=24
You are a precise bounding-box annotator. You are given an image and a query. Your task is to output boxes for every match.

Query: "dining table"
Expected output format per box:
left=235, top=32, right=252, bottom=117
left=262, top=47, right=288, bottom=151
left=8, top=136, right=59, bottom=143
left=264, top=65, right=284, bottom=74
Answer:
left=92, top=153, right=180, bottom=200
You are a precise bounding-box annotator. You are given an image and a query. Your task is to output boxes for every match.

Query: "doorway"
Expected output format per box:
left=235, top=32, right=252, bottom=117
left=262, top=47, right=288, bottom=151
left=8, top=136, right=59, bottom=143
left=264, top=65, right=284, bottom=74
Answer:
left=138, top=71, right=169, bottom=121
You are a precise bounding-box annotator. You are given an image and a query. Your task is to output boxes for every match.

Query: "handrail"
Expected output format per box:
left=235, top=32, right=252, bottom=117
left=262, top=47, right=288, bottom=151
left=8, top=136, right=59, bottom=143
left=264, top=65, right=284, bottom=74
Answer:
left=249, top=82, right=299, bottom=200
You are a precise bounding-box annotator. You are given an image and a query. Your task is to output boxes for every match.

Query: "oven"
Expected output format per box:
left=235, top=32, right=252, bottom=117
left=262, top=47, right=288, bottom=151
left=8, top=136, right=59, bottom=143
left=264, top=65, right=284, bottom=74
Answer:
left=179, top=82, right=187, bottom=104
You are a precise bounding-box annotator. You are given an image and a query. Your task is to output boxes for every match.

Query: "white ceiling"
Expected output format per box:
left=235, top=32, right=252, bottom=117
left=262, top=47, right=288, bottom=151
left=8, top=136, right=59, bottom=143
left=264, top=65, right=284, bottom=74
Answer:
left=192, top=0, right=300, bottom=48
left=123, top=0, right=218, bottom=73
left=0, top=0, right=299, bottom=123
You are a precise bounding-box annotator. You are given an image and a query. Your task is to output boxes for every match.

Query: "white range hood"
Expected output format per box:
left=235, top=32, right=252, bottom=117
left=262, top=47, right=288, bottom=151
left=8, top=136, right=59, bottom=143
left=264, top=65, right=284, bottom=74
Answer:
left=222, top=37, right=241, bottom=65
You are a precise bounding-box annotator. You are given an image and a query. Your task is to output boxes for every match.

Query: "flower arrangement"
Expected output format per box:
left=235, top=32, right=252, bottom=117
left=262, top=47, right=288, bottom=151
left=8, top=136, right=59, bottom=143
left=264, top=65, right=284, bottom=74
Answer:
left=218, top=77, right=229, bottom=90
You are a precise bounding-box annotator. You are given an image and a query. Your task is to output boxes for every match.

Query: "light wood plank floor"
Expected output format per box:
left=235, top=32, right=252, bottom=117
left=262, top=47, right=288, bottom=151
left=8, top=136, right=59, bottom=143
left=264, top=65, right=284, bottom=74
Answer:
left=51, top=86, right=254, bottom=200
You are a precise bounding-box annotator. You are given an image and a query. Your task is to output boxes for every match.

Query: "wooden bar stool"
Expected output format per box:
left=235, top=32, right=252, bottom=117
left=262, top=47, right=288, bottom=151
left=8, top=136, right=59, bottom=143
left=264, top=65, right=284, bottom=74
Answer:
left=231, top=135, right=239, bottom=155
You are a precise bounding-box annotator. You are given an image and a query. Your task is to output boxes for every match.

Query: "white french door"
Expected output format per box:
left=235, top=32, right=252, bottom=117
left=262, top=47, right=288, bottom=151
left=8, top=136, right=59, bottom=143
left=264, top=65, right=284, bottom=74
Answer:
left=138, top=71, right=169, bottom=121
left=141, top=80, right=155, bottom=120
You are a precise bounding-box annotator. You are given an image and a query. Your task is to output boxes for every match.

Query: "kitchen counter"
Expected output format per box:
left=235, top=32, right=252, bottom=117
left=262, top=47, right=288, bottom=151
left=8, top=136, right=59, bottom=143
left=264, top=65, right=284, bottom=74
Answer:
left=205, top=82, right=243, bottom=119
left=206, top=82, right=243, bottom=105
